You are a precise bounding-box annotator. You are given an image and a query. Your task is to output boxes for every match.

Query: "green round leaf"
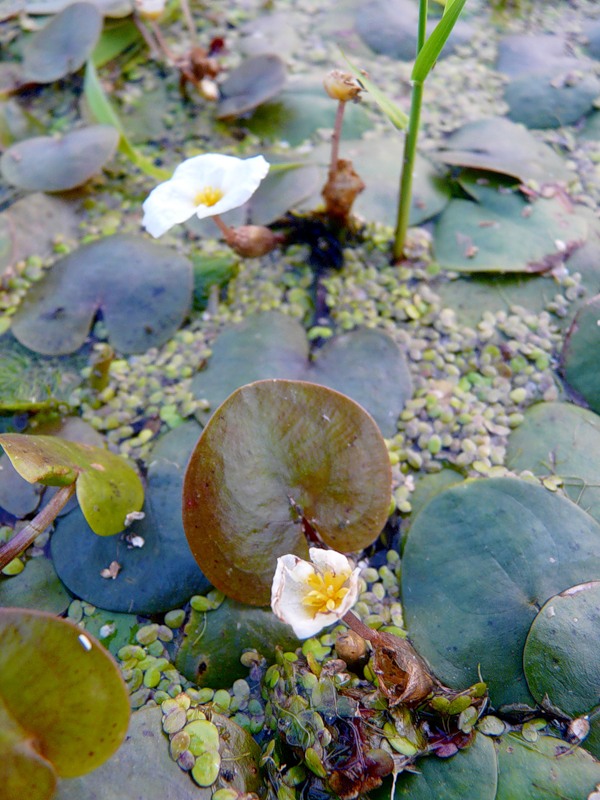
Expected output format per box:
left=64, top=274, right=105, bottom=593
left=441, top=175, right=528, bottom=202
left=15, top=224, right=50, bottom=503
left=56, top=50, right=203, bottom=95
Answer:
left=21, top=2, right=103, bottom=83
left=54, top=707, right=206, bottom=800
left=434, top=117, right=574, bottom=184
left=0, top=608, right=130, bottom=782
left=376, top=733, right=497, bottom=799
left=0, top=433, right=144, bottom=535
left=495, top=733, right=600, bottom=800
left=0, top=555, right=70, bottom=613
left=51, top=454, right=210, bottom=614
left=176, top=598, right=300, bottom=687
left=191, top=312, right=412, bottom=436
left=10, top=234, right=193, bottom=355
left=524, top=581, right=600, bottom=718
left=497, top=36, right=600, bottom=130
left=1, top=126, right=119, bottom=192
left=434, top=185, right=588, bottom=273
left=401, top=477, right=600, bottom=706
left=561, top=294, right=600, bottom=413
left=183, top=379, right=392, bottom=605
left=506, top=402, right=600, bottom=524
left=217, top=54, right=286, bottom=119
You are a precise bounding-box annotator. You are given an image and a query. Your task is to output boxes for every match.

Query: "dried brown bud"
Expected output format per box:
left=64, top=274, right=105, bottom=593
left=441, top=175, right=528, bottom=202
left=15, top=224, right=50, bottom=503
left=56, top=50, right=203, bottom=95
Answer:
left=336, top=629, right=369, bottom=672
left=323, top=69, right=362, bottom=102
left=225, top=225, right=280, bottom=258
left=322, top=159, right=365, bottom=223
left=371, top=630, right=436, bottom=707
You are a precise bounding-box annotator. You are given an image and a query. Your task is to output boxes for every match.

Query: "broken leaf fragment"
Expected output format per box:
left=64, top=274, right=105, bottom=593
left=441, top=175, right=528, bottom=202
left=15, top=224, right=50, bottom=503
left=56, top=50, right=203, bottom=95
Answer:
left=0, top=433, right=144, bottom=535
left=0, top=608, right=130, bottom=800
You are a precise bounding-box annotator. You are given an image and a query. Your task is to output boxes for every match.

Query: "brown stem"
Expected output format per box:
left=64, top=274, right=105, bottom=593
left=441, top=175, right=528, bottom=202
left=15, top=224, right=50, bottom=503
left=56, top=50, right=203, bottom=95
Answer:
left=0, top=483, right=76, bottom=571
left=179, top=0, right=197, bottom=39
left=329, top=100, right=346, bottom=175
left=149, top=18, right=176, bottom=61
left=212, top=214, right=234, bottom=239
left=343, top=610, right=385, bottom=645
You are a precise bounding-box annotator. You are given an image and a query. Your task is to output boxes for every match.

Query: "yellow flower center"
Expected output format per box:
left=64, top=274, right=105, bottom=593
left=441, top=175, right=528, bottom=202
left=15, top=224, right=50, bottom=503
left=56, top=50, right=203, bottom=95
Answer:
left=302, top=570, right=350, bottom=616
left=194, top=186, right=224, bottom=207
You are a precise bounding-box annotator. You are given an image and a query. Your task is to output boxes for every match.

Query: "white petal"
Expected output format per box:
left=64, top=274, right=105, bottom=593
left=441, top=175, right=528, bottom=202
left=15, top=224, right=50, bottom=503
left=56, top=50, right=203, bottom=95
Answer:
left=309, top=547, right=354, bottom=577
left=194, top=155, right=270, bottom=219
left=142, top=178, right=198, bottom=237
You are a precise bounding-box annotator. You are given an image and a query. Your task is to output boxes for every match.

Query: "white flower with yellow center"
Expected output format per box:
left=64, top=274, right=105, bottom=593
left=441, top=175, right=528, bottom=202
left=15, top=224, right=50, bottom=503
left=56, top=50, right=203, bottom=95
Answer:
left=142, top=153, right=270, bottom=238
left=271, top=548, right=360, bottom=639
left=134, top=0, right=166, bottom=19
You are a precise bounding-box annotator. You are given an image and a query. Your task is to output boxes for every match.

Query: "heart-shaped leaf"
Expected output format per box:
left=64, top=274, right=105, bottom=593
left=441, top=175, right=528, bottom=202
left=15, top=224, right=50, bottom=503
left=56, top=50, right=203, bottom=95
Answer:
left=373, top=732, right=497, bottom=799
left=1, top=125, right=119, bottom=192
left=217, top=54, right=286, bottom=119
left=401, top=477, right=600, bottom=706
left=506, top=402, right=600, bottom=524
left=0, top=608, right=130, bottom=800
left=434, top=185, right=588, bottom=273
left=0, top=433, right=143, bottom=535
left=176, top=598, right=300, bottom=687
left=183, top=379, right=392, bottom=605
left=434, top=117, right=574, bottom=184
left=54, top=707, right=204, bottom=800
left=495, top=734, right=600, bottom=799
left=191, top=312, right=412, bottom=437
left=561, top=294, right=600, bottom=413
left=497, top=35, right=600, bottom=129
left=51, top=446, right=209, bottom=613
left=21, top=2, right=103, bottom=83
left=10, top=234, right=193, bottom=355
left=0, top=555, right=70, bottom=613
left=523, top=581, right=600, bottom=719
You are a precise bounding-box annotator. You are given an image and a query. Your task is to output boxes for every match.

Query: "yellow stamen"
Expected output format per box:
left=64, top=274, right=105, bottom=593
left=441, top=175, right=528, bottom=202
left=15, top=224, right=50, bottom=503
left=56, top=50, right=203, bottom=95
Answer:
left=302, top=569, right=350, bottom=616
left=194, top=186, right=224, bottom=207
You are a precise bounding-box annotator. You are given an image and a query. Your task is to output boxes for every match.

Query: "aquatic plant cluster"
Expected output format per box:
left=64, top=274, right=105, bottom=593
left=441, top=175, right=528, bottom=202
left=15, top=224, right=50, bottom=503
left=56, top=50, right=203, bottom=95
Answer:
left=3, top=0, right=600, bottom=797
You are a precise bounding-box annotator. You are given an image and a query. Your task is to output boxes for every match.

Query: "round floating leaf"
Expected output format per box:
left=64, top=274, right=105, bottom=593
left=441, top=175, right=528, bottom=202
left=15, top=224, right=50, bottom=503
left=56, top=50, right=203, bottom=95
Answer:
left=176, top=598, right=300, bottom=687
left=0, top=608, right=129, bottom=793
left=495, top=733, right=600, bottom=800
left=561, top=294, right=600, bottom=413
left=524, top=581, right=600, bottom=718
left=310, top=327, right=413, bottom=437
left=217, top=54, right=286, bottom=119
left=497, top=35, right=600, bottom=129
left=0, top=193, right=82, bottom=278
left=0, top=555, right=70, bottom=613
left=51, top=454, right=210, bottom=614
left=24, top=0, right=132, bottom=17
left=434, top=185, right=588, bottom=273
left=21, top=2, right=103, bottom=83
left=373, top=732, right=497, bottom=799
left=409, top=468, right=464, bottom=520
left=1, top=126, right=119, bottom=192
left=402, top=477, right=600, bottom=706
left=54, top=707, right=206, bottom=800
left=356, top=0, right=473, bottom=61
left=506, top=402, right=600, bottom=524
left=434, top=117, right=574, bottom=184
left=0, top=334, right=85, bottom=413
left=244, top=76, right=374, bottom=147
left=0, top=454, right=42, bottom=516
left=0, top=433, right=143, bottom=535
left=191, top=312, right=412, bottom=436
left=78, top=608, right=139, bottom=656
left=183, top=379, right=392, bottom=605
left=10, top=234, right=193, bottom=355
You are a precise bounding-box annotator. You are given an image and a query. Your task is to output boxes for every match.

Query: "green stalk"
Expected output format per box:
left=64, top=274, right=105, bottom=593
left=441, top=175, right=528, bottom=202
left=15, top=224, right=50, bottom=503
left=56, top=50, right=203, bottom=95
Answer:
left=393, top=0, right=428, bottom=261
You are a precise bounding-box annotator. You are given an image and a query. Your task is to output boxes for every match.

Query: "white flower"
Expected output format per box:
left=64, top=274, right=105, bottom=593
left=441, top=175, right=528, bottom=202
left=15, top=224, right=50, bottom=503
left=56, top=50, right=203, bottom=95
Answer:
left=135, top=0, right=166, bottom=19
left=142, top=154, right=270, bottom=238
left=271, top=547, right=360, bottom=639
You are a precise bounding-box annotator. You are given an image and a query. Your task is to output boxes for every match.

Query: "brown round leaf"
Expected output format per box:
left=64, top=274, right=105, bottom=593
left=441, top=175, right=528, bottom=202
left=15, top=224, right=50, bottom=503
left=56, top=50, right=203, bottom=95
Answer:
left=183, top=379, right=392, bottom=605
